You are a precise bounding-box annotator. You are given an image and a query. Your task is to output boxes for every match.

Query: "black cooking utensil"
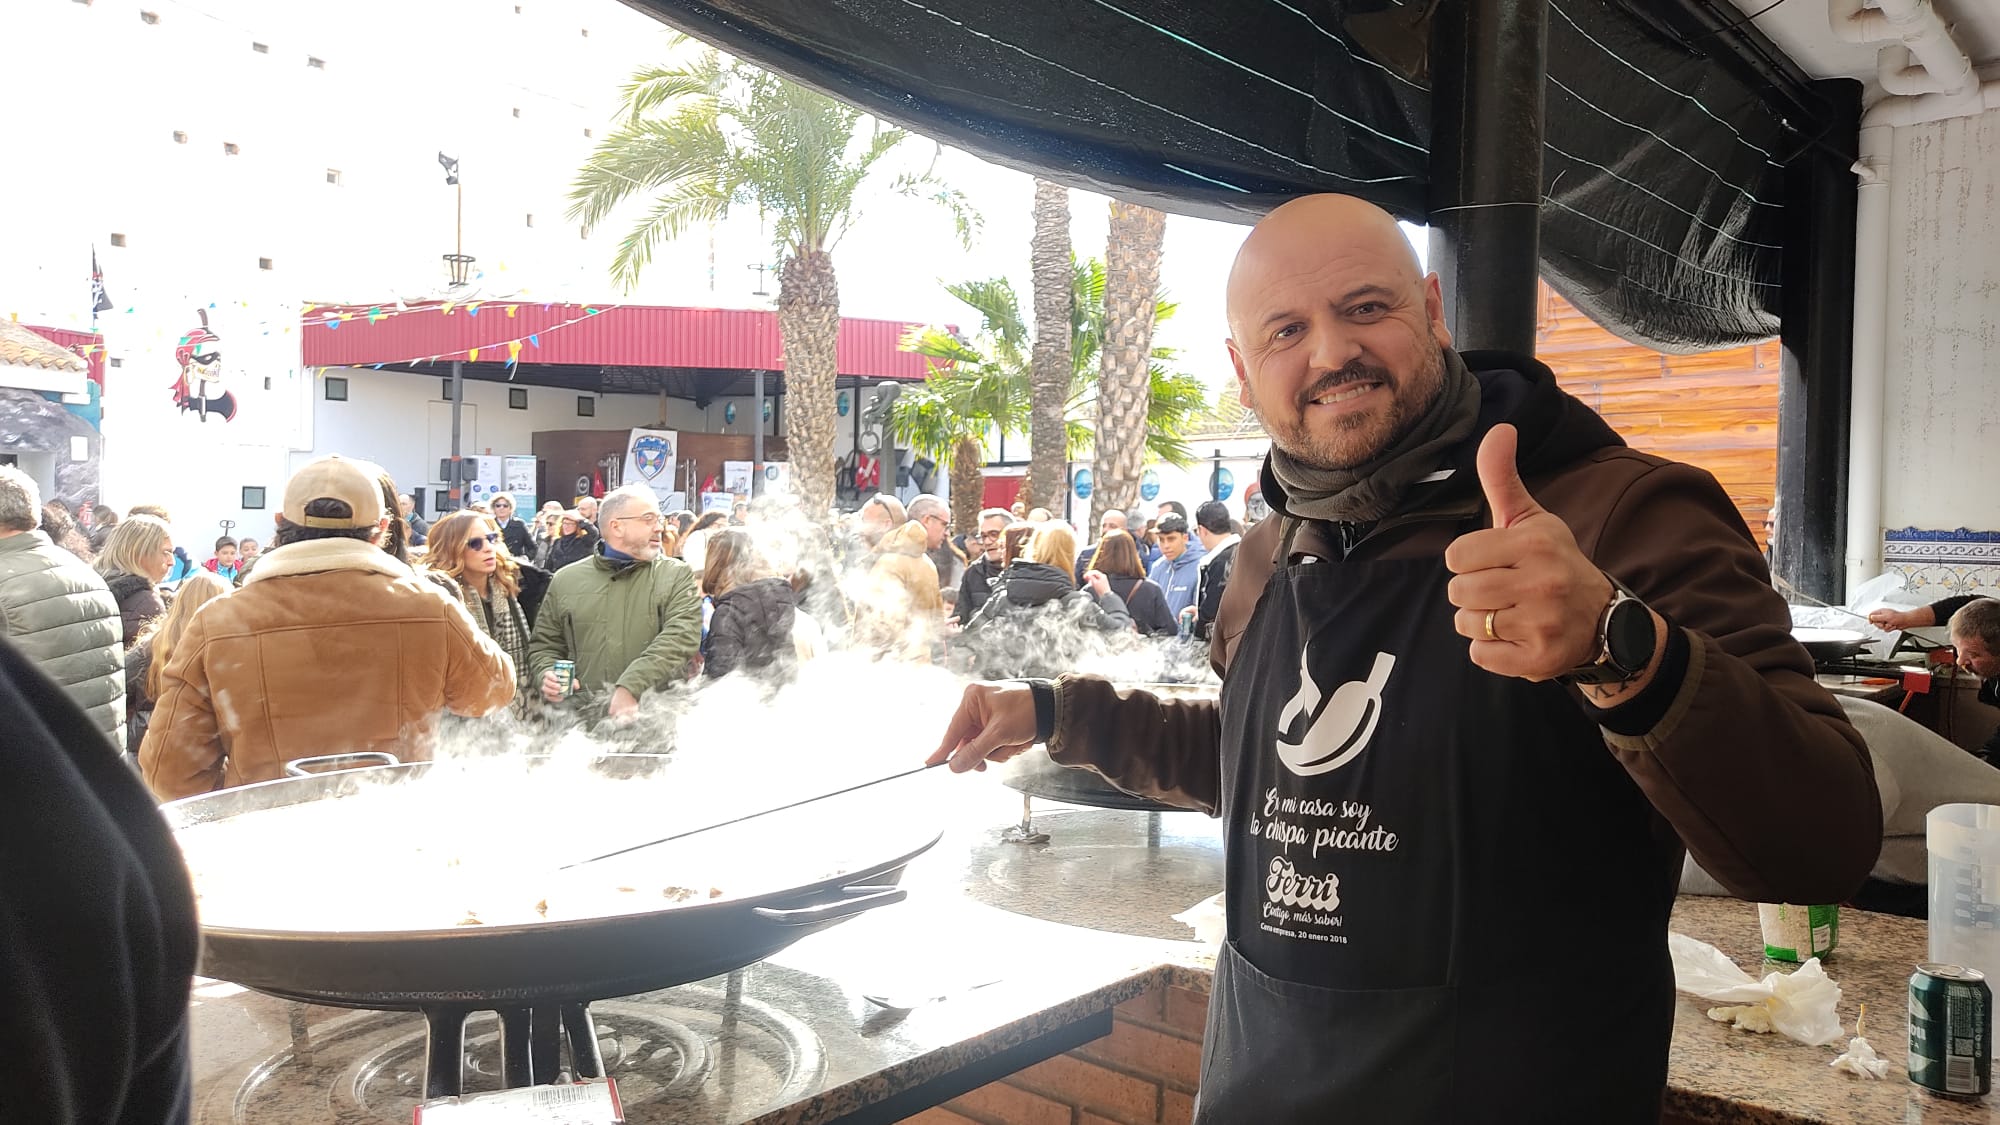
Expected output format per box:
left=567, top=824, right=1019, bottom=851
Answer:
left=556, top=760, right=944, bottom=871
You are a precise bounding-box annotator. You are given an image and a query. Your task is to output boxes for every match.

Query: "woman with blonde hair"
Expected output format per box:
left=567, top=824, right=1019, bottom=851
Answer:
left=126, top=570, right=229, bottom=757
left=699, top=530, right=799, bottom=681
left=94, top=514, right=177, bottom=644
left=421, top=509, right=531, bottom=707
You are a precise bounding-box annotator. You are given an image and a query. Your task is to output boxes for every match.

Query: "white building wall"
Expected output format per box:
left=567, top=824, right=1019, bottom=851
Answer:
left=1877, top=106, right=2000, bottom=598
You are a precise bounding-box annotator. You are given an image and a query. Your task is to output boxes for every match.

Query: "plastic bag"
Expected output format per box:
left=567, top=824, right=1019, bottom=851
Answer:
left=1174, top=892, right=1226, bottom=948
left=1668, top=932, right=1845, bottom=1046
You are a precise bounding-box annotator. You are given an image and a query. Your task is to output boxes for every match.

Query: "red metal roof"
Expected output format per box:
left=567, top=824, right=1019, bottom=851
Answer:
left=298, top=300, right=937, bottom=380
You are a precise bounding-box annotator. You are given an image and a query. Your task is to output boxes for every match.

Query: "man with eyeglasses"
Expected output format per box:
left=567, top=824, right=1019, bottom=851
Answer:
left=527, top=485, right=701, bottom=723
left=953, top=508, right=1016, bottom=623
left=907, top=494, right=962, bottom=590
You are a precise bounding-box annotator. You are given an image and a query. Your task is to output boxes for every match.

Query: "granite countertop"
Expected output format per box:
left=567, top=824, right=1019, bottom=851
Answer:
left=186, top=776, right=2000, bottom=1124
left=1664, top=896, right=2000, bottom=1124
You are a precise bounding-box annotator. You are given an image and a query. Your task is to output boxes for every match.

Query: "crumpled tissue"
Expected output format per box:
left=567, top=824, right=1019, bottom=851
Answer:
left=1668, top=932, right=1845, bottom=1046
left=1174, top=892, right=1226, bottom=948
left=1829, top=1034, right=1891, bottom=1079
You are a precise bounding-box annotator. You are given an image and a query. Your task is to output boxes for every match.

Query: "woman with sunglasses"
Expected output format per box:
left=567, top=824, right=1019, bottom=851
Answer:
left=422, top=510, right=531, bottom=710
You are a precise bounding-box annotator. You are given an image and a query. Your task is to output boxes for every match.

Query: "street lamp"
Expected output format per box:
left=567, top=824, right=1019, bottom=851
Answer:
left=439, top=152, right=474, bottom=288
left=438, top=151, right=474, bottom=508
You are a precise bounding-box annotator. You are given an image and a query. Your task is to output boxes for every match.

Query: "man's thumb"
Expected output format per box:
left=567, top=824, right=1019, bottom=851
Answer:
left=1476, top=424, right=1541, bottom=528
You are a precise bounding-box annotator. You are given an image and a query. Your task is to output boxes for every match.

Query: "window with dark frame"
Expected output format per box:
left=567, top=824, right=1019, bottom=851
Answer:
left=241, top=486, right=266, bottom=510
left=441, top=379, right=454, bottom=400
left=576, top=396, right=595, bottom=417
left=109, top=233, right=126, bottom=247
left=509, top=388, right=528, bottom=409
left=324, top=375, right=348, bottom=401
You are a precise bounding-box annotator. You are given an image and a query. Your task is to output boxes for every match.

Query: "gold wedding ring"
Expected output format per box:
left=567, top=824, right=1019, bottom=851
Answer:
left=1484, top=610, right=1498, bottom=641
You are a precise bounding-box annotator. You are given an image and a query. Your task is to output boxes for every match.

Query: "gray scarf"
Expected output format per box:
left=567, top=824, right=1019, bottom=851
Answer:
left=1267, top=348, right=1482, bottom=524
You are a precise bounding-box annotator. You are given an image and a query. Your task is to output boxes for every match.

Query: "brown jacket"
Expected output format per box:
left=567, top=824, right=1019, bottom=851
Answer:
left=1051, top=353, right=1881, bottom=906
left=139, top=537, right=515, bottom=801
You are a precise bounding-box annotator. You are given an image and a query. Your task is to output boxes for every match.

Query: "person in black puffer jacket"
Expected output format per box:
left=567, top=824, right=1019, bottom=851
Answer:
left=700, top=530, right=798, bottom=682
left=958, top=523, right=1132, bottom=678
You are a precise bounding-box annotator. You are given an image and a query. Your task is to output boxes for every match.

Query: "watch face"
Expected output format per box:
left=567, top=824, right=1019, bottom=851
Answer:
left=1604, top=598, right=1656, bottom=673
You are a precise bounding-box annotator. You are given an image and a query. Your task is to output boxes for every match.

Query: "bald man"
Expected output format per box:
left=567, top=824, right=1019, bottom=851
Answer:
left=929, top=195, right=1879, bottom=1120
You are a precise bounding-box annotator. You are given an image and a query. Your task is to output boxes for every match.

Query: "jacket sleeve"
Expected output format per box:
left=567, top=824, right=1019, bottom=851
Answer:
left=1091, top=590, right=1133, bottom=632
left=442, top=601, right=515, bottom=717
left=1582, top=461, right=1881, bottom=904
left=954, top=566, right=980, bottom=621
left=616, top=567, right=702, bottom=697
left=138, top=617, right=226, bottom=801
left=1047, top=676, right=1222, bottom=813
left=1929, top=595, right=1981, bottom=625
left=1134, top=582, right=1178, bottom=635
left=525, top=581, right=567, bottom=686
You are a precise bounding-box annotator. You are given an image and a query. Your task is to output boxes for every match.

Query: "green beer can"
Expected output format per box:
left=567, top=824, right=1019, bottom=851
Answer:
left=1910, top=963, right=1992, bottom=1098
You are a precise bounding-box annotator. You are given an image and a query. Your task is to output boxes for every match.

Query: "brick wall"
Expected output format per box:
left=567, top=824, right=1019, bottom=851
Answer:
left=898, top=983, right=1211, bottom=1125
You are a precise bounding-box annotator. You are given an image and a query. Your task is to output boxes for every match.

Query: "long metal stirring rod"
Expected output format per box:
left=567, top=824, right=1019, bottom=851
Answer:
left=557, top=760, right=944, bottom=871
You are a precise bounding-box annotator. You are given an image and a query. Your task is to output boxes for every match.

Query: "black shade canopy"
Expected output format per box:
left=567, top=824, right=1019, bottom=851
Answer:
left=619, top=0, right=1836, bottom=353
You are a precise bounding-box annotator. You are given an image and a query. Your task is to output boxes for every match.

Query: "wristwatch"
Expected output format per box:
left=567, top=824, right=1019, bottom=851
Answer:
left=1563, top=575, right=1657, bottom=686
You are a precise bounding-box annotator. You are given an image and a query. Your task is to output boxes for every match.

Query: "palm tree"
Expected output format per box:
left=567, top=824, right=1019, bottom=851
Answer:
left=888, top=281, right=1030, bottom=533
left=566, top=41, right=975, bottom=518
left=893, top=258, right=1202, bottom=531
left=1024, top=179, right=1072, bottom=513
left=1092, top=201, right=1168, bottom=516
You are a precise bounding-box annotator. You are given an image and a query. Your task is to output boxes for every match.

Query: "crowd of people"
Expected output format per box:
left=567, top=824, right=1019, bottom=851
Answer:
left=0, top=452, right=1243, bottom=800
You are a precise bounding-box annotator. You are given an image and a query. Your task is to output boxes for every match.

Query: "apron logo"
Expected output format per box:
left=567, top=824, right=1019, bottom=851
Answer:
left=1276, top=645, right=1396, bottom=777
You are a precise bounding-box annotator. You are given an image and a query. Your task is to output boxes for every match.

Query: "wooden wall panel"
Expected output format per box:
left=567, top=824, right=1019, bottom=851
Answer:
left=1535, top=284, right=1777, bottom=548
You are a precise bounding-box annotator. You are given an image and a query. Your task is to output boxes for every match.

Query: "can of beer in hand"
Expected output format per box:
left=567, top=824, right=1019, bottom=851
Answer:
left=1910, top=963, right=1992, bottom=1098
left=1178, top=605, right=1198, bottom=639
left=551, top=659, right=577, bottom=698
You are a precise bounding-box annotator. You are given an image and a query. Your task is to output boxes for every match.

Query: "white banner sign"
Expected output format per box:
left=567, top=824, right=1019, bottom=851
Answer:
left=621, top=428, right=678, bottom=501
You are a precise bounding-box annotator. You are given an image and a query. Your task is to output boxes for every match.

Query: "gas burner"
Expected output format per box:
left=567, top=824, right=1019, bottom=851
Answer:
left=202, top=980, right=826, bottom=1125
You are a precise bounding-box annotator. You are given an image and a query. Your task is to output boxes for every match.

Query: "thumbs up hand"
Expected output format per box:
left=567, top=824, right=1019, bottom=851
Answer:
left=1443, top=424, right=1614, bottom=681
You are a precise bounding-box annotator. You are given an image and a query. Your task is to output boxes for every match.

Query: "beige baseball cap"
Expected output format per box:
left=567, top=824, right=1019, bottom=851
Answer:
left=282, top=456, right=384, bottom=529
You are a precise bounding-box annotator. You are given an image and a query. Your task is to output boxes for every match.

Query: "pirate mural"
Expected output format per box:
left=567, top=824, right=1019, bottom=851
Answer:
left=172, top=309, right=238, bottom=422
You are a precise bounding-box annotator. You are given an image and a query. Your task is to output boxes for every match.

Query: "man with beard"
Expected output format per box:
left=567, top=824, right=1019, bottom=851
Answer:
left=953, top=508, right=1015, bottom=622
left=927, top=195, right=1878, bottom=1122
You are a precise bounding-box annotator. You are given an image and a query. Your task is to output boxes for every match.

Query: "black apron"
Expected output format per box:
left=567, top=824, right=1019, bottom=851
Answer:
left=1195, top=526, right=1677, bottom=1123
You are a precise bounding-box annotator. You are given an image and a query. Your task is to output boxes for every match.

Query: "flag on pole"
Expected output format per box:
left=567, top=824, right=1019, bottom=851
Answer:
left=90, top=246, right=113, bottom=323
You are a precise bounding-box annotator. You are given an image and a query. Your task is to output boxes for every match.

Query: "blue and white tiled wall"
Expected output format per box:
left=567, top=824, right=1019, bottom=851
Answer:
left=1882, top=529, right=2000, bottom=601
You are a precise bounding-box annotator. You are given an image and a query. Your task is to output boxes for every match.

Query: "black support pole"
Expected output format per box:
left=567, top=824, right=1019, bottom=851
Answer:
left=1427, top=0, right=1548, bottom=355
left=1775, top=79, right=1862, bottom=603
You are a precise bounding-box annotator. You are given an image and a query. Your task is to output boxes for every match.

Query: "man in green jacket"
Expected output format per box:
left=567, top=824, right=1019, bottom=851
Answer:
left=0, top=466, right=123, bottom=748
left=527, top=485, right=701, bottom=722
